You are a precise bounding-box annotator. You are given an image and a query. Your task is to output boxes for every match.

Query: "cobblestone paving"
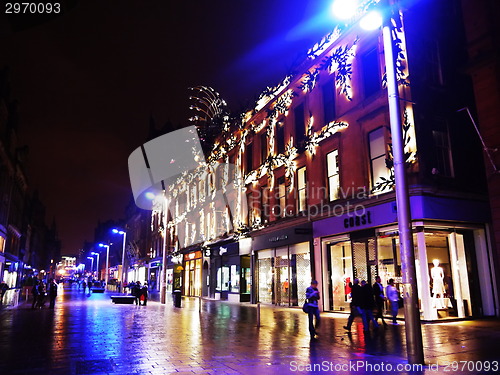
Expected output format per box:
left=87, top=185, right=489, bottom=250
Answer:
left=0, top=287, right=499, bottom=374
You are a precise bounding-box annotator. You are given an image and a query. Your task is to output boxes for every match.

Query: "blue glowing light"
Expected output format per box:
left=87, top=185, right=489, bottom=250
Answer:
left=331, top=0, right=358, bottom=20
left=360, top=10, right=383, bottom=30
left=144, top=192, right=155, bottom=200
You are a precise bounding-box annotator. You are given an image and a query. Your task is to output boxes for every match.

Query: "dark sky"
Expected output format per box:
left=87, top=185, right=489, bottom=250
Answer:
left=0, top=0, right=335, bottom=255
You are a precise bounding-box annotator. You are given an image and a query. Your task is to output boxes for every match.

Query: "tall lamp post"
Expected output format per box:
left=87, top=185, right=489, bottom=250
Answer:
left=87, top=257, right=94, bottom=274
left=91, top=252, right=100, bottom=279
left=98, top=243, right=110, bottom=291
left=160, top=193, right=169, bottom=304
left=332, top=0, right=424, bottom=364
left=112, top=229, right=127, bottom=293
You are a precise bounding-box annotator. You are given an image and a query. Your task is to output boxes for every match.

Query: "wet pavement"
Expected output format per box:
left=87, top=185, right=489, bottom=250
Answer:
left=0, top=286, right=499, bottom=374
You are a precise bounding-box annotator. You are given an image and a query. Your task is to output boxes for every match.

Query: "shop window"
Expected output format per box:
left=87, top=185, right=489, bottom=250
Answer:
left=276, top=119, right=285, bottom=154
left=326, top=149, right=340, bottom=201
left=327, top=240, right=352, bottom=311
left=362, top=47, right=380, bottom=98
left=294, top=103, right=306, bottom=148
left=369, top=127, right=391, bottom=192
left=297, top=166, right=307, bottom=212
left=322, top=80, right=336, bottom=124
left=432, top=128, right=454, bottom=177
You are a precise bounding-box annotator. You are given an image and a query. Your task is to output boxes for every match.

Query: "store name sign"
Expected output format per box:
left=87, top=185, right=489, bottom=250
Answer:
left=343, top=211, right=373, bottom=229
left=269, top=235, right=288, bottom=243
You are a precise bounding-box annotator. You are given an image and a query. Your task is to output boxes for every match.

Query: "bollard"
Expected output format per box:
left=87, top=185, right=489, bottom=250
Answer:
left=256, top=302, right=261, bottom=327
left=199, top=296, right=202, bottom=313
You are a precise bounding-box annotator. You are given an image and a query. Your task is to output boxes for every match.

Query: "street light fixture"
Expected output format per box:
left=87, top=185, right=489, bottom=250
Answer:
left=91, top=252, right=100, bottom=279
left=112, top=228, right=127, bottom=293
left=98, top=243, right=110, bottom=291
left=331, top=0, right=424, bottom=364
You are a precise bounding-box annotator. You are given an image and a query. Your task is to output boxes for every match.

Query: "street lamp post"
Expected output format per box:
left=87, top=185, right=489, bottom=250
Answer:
left=87, top=257, right=94, bottom=273
left=91, top=252, right=100, bottom=279
left=332, top=0, right=424, bottom=364
left=160, top=193, right=169, bottom=304
left=112, top=229, right=127, bottom=293
left=98, top=243, right=110, bottom=291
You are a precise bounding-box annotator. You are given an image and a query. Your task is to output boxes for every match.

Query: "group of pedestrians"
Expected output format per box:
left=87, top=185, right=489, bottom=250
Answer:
left=31, top=278, right=58, bottom=309
left=304, top=276, right=401, bottom=339
left=129, top=281, right=148, bottom=306
left=344, top=276, right=400, bottom=332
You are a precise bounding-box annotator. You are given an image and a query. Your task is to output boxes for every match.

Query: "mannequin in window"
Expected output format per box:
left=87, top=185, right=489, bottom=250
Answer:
left=431, top=259, right=445, bottom=308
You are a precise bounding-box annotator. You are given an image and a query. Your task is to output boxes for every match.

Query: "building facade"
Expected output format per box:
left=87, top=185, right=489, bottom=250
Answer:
left=150, top=0, right=498, bottom=321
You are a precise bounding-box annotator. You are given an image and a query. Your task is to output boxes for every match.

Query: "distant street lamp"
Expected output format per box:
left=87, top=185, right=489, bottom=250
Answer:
left=98, top=243, right=110, bottom=291
left=331, top=0, right=424, bottom=364
left=86, top=257, right=94, bottom=273
left=112, top=228, right=127, bottom=293
left=91, top=252, right=100, bottom=279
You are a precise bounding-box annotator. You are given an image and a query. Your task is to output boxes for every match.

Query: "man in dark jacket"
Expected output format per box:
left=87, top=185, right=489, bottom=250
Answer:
left=359, top=280, right=379, bottom=331
left=373, top=276, right=388, bottom=326
left=305, top=280, right=320, bottom=339
left=344, top=278, right=361, bottom=331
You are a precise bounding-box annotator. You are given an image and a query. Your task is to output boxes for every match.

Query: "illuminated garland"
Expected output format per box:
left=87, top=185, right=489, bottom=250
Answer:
left=305, top=119, right=350, bottom=156
left=299, top=69, right=321, bottom=92
left=372, top=109, right=416, bottom=193
left=319, top=39, right=358, bottom=101
left=307, top=28, right=342, bottom=59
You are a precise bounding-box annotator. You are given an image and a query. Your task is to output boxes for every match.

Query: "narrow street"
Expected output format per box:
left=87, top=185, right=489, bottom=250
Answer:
left=0, top=286, right=499, bottom=374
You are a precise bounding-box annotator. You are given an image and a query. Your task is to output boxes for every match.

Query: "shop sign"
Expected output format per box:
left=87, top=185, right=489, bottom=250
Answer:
left=150, top=261, right=161, bottom=268
left=343, top=211, right=373, bottom=229
left=269, top=235, right=288, bottom=243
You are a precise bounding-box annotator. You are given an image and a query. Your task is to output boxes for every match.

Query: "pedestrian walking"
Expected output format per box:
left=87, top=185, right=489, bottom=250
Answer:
left=358, top=280, right=379, bottom=332
left=373, top=276, right=388, bottom=326
left=305, top=280, right=320, bottom=339
left=36, top=281, right=46, bottom=308
left=0, top=281, right=8, bottom=305
left=140, top=283, right=148, bottom=306
left=132, top=281, right=141, bottom=305
left=82, top=280, right=87, bottom=293
left=32, top=279, right=39, bottom=309
left=386, top=278, right=400, bottom=324
left=344, top=278, right=361, bottom=331
left=48, top=278, right=58, bottom=309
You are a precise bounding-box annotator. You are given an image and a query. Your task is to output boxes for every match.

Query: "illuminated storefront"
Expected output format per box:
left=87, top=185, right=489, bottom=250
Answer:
left=183, top=250, right=202, bottom=296
left=252, top=224, right=313, bottom=306
left=314, top=196, right=496, bottom=321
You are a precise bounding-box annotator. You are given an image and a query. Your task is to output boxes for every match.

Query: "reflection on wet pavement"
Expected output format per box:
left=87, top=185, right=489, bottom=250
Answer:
left=0, top=287, right=499, bottom=374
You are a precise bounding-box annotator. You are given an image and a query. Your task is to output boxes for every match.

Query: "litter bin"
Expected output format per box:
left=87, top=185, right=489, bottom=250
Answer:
left=173, top=290, right=182, bottom=308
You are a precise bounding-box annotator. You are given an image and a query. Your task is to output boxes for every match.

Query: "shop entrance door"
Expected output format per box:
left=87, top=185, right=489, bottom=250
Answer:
left=351, top=236, right=377, bottom=285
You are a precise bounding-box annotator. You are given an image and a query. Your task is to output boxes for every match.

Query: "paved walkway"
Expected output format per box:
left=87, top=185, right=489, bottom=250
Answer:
left=0, top=286, right=499, bottom=374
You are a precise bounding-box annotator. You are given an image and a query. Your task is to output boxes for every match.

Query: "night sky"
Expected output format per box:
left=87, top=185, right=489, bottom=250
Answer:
left=0, top=0, right=336, bottom=255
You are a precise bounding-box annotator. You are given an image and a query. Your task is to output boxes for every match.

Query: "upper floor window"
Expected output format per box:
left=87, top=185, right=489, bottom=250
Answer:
left=260, top=185, right=269, bottom=224
left=276, top=176, right=286, bottom=218
left=246, top=141, right=253, bottom=173
left=362, top=47, right=380, bottom=98
left=432, top=128, right=454, bottom=177
left=294, top=103, right=306, bottom=148
left=297, top=166, right=307, bottom=212
left=276, top=120, right=285, bottom=154
left=327, top=150, right=340, bottom=201
left=260, top=132, right=268, bottom=164
left=369, top=127, right=391, bottom=191
left=322, top=81, right=336, bottom=125
left=425, top=39, right=443, bottom=86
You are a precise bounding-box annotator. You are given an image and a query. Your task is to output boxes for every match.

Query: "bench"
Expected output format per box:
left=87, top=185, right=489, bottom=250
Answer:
left=111, top=295, right=135, bottom=304
left=91, top=288, right=105, bottom=293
